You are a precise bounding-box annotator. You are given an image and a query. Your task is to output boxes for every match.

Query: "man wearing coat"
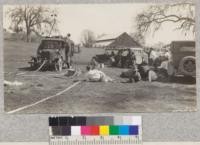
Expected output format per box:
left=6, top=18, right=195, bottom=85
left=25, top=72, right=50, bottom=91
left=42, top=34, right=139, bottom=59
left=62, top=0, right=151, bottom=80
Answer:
left=65, top=33, right=74, bottom=68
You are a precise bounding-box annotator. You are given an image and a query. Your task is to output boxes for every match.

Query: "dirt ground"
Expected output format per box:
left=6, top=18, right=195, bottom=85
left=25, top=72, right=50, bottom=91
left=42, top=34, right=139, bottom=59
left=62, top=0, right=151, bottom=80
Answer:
left=4, top=40, right=197, bottom=114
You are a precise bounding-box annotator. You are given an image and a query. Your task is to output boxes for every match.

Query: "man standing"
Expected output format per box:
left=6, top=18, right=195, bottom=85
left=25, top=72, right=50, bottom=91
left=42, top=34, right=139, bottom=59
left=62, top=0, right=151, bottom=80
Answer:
left=65, top=33, right=74, bottom=68
left=127, top=49, right=136, bottom=68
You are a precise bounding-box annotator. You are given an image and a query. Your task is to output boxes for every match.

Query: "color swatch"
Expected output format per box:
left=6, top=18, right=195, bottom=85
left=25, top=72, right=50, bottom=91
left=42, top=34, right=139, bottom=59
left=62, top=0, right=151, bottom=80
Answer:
left=49, top=116, right=141, bottom=136
left=49, top=116, right=142, bottom=145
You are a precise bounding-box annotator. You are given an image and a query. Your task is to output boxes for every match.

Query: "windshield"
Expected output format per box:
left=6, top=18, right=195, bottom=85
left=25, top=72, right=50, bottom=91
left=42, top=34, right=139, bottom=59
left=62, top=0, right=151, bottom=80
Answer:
left=41, top=40, right=65, bottom=50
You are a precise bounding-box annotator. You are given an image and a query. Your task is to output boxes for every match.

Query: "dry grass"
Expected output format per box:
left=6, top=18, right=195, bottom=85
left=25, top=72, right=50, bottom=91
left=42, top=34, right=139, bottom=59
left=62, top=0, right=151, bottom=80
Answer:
left=4, top=40, right=197, bottom=113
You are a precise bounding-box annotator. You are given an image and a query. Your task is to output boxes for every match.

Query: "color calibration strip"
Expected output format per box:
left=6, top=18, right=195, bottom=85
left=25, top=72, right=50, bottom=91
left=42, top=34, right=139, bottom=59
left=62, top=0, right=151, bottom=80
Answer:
left=49, top=116, right=142, bottom=145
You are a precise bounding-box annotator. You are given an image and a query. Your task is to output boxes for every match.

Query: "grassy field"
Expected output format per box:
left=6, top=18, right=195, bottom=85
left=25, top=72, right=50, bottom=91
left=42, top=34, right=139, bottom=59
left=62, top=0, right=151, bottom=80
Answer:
left=4, top=40, right=197, bottom=113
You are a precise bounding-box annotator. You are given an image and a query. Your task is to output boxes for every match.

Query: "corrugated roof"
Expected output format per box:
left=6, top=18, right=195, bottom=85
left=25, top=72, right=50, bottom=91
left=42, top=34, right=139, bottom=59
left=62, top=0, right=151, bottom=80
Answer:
left=94, top=32, right=141, bottom=49
left=108, top=32, right=141, bottom=48
left=94, top=40, right=114, bottom=46
left=96, top=32, right=123, bottom=41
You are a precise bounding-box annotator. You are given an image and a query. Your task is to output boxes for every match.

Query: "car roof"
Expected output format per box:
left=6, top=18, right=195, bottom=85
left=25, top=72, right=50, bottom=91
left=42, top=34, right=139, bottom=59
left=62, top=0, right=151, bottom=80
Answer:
left=42, top=36, right=65, bottom=42
left=171, top=41, right=195, bottom=45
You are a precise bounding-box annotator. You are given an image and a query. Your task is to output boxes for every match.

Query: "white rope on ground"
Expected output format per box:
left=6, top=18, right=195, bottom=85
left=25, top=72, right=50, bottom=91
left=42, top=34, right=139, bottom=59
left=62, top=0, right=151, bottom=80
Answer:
left=34, top=60, right=47, bottom=72
left=16, top=60, right=47, bottom=76
left=18, top=72, right=67, bottom=77
left=7, top=81, right=81, bottom=114
left=16, top=67, right=80, bottom=77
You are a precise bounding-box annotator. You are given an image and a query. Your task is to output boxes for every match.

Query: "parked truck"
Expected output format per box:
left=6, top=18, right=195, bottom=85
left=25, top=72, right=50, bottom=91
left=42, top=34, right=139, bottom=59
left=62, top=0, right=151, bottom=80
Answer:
left=170, top=41, right=195, bottom=77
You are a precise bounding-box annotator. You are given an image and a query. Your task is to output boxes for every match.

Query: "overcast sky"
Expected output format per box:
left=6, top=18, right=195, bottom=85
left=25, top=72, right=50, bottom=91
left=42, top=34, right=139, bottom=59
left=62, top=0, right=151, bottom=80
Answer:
left=3, top=4, right=195, bottom=46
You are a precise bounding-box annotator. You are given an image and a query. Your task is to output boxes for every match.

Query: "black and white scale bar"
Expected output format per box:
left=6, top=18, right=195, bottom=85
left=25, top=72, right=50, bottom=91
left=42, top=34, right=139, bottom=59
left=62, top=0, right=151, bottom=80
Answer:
left=49, top=136, right=142, bottom=145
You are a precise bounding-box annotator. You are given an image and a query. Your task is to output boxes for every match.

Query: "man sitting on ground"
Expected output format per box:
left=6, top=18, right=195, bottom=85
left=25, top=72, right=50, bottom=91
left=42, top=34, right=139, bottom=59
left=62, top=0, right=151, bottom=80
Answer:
left=120, top=65, right=141, bottom=83
left=138, top=62, right=158, bottom=82
left=90, top=57, right=99, bottom=69
left=138, top=61, right=172, bottom=82
left=148, top=69, right=158, bottom=82
left=85, top=65, right=113, bottom=82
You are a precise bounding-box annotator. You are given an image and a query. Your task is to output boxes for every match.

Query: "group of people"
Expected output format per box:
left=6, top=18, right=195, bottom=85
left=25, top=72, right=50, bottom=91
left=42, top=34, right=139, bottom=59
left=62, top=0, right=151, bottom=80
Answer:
left=64, top=36, right=172, bottom=83
left=124, top=51, right=176, bottom=82
left=110, top=49, right=136, bottom=68
left=121, top=54, right=173, bottom=83
left=84, top=48, right=173, bottom=83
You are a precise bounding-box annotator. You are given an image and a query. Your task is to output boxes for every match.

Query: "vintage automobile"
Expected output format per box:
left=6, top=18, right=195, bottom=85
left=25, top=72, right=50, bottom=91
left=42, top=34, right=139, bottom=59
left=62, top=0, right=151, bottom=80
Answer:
left=170, top=41, right=195, bottom=77
left=29, top=36, right=69, bottom=71
left=95, top=47, right=147, bottom=68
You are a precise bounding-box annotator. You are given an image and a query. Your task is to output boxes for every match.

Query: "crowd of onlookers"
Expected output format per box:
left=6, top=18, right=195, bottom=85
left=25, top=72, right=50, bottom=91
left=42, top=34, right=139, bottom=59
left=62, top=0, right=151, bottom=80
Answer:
left=123, top=48, right=173, bottom=83
left=86, top=47, right=173, bottom=83
left=109, top=49, right=137, bottom=68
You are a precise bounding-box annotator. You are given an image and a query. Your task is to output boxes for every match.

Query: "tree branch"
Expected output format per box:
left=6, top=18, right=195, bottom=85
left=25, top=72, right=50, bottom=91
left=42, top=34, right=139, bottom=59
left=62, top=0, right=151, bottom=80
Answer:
left=135, top=3, right=195, bottom=37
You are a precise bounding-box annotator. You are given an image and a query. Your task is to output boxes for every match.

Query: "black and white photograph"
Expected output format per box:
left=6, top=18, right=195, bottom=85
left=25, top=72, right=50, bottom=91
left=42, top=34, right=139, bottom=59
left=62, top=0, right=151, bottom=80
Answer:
left=3, top=3, right=196, bottom=114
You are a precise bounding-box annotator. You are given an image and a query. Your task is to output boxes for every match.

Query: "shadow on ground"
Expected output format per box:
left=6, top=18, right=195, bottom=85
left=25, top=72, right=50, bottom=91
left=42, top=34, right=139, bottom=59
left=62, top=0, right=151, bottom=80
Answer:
left=160, top=76, right=196, bottom=85
left=18, top=67, right=33, bottom=71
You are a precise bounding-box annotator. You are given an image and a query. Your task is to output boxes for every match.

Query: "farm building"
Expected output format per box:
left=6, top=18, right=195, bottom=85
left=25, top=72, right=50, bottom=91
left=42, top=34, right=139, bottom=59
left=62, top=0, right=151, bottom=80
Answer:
left=94, top=32, right=141, bottom=49
left=94, top=32, right=148, bottom=64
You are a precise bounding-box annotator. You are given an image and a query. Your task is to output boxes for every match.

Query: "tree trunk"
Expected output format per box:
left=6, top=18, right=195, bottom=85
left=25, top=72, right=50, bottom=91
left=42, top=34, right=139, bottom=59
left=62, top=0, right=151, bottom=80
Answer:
left=26, top=29, right=31, bottom=42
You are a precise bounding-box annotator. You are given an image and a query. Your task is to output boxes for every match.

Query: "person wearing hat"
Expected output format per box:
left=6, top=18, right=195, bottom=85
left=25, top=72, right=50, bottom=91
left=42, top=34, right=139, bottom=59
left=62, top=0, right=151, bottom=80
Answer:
left=126, top=48, right=136, bottom=68
left=120, top=64, right=141, bottom=83
left=65, top=33, right=74, bottom=68
left=129, top=65, right=141, bottom=83
left=138, top=62, right=158, bottom=82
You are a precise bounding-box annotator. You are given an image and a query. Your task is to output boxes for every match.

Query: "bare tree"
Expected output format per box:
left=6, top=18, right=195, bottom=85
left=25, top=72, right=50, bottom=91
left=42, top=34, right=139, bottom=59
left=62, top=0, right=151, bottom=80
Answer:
left=8, top=5, right=58, bottom=42
left=136, top=3, right=195, bottom=37
left=130, top=32, right=145, bottom=46
left=81, top=29, right=96, bottom=48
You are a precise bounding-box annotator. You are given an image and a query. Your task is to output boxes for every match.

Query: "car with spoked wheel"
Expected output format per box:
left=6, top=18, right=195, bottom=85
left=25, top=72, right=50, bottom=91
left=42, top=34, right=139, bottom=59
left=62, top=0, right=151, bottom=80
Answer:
left=29, top=36, right=69, bottom=71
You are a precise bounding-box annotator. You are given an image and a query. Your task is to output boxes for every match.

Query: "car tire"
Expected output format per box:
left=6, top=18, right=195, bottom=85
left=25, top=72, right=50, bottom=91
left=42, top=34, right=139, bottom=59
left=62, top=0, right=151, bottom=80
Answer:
left=179, top=56, right=196, bottom=76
